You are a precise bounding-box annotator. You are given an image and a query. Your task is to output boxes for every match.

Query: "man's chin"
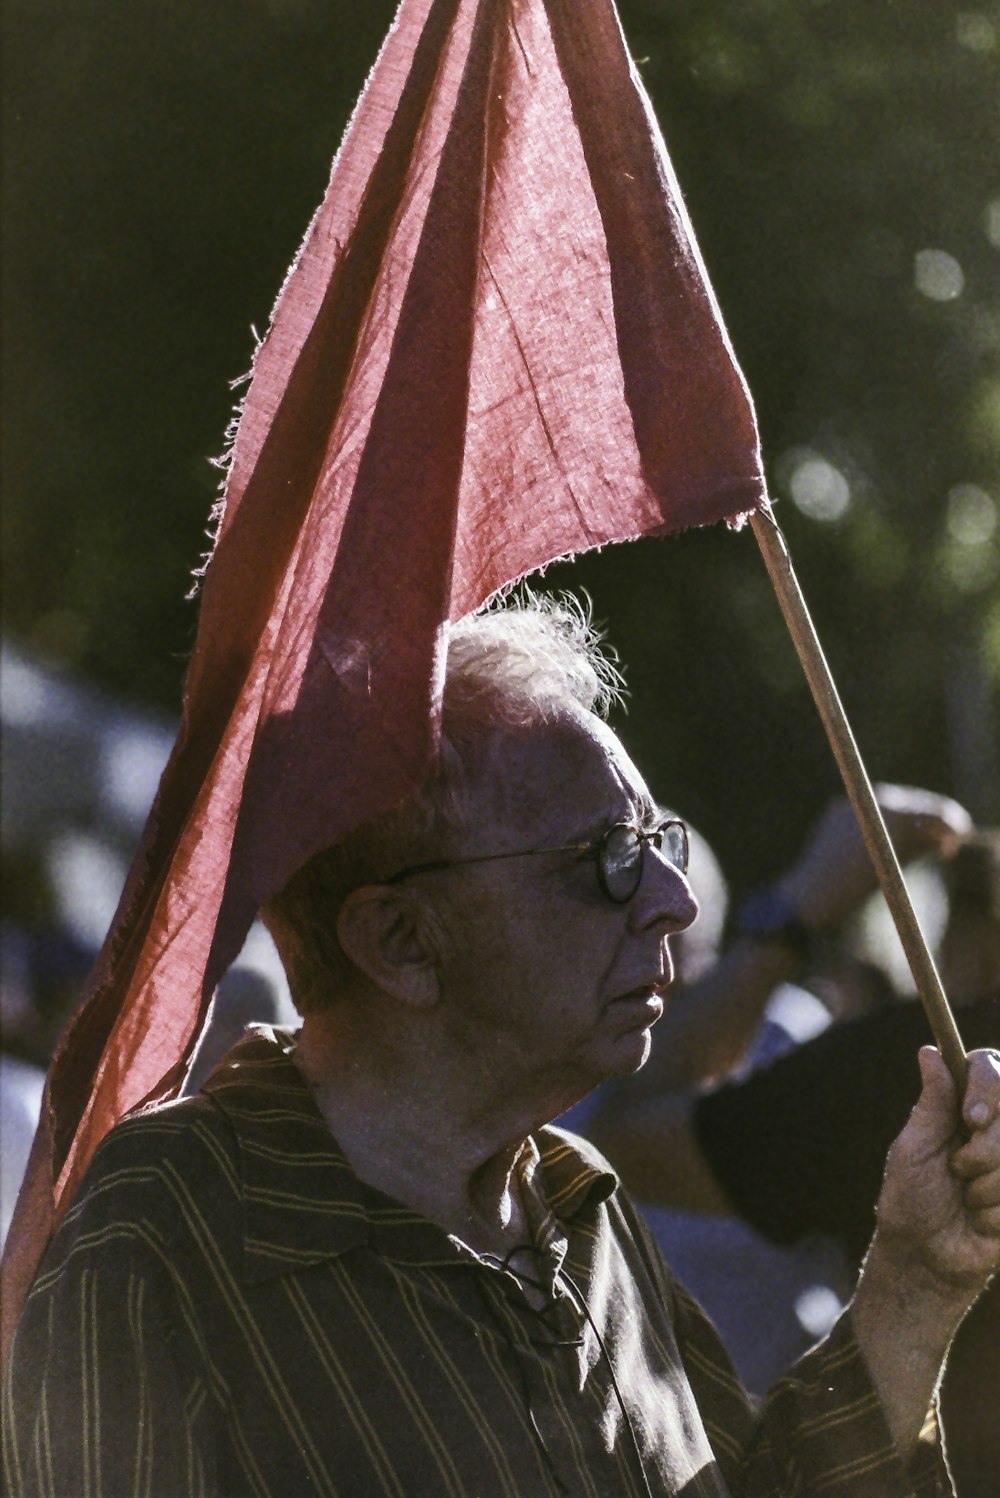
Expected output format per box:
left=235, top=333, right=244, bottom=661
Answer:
left=604, top=1023, right=655, bottom=1076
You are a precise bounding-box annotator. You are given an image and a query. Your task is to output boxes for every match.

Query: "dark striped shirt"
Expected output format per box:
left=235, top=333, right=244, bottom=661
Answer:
left=3, top=1027, right=949, bottom=1497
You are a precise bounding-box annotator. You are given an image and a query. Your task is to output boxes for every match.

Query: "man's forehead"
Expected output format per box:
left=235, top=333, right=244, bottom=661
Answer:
left=476, top=711, right=656, bottom=831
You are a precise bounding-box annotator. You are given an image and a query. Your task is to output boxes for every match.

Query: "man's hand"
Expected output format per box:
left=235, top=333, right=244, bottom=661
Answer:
left=876, top=1046, right=1000, bottom=1289
left=851, top=1046, right=1000, bottom=1461
left=778, top=784, right=972, bottom=934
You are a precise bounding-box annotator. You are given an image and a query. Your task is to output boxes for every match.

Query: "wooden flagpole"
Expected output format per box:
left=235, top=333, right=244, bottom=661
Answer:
left=750, top=503, right=968, bottom=1088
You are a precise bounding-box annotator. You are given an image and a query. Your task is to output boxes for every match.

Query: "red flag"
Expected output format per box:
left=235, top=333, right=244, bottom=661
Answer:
left=2, top=0, right=765, bottom=1351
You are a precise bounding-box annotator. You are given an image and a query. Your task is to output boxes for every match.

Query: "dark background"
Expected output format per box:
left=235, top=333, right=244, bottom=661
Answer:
left=3, top=0, right=998, bottom=900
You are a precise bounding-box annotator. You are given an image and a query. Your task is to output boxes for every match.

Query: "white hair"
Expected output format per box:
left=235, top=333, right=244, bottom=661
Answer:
left=262, top=591, right=624, bottom=1012
left=443, top=590, right=624, bottom=733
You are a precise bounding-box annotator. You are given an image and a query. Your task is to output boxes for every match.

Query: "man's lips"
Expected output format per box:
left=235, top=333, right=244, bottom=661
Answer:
left=608, top=986, right=665, bottom=1032
left=611, top=982, right=667, bottom=1007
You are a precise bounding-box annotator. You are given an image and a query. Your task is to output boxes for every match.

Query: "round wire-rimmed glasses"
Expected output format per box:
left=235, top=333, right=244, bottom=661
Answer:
left=384, top=817, right=688, bottom=904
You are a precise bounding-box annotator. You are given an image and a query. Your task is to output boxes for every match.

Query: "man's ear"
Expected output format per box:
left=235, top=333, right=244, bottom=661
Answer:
left=336, top=886, right=441, bottom=1007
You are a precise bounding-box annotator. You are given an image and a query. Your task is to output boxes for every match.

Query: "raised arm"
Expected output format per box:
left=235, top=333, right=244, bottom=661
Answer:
left=633, top=784, right=971, bottom=1091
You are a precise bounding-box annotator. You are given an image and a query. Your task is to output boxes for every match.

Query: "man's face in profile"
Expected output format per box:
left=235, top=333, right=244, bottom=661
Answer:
left=427, top=711, right=698, bottom=1117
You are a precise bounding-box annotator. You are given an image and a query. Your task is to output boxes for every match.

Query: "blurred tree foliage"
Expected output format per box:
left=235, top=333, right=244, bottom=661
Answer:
left=3, top=0, right=998, bottom=892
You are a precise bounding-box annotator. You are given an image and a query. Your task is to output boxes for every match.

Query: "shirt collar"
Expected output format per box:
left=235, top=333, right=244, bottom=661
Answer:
left=201, top=1026, right=618, bottom=1284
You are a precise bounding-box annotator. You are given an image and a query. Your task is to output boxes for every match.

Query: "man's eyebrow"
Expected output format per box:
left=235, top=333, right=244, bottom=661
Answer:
left=571, top=796, right=663, bottom=842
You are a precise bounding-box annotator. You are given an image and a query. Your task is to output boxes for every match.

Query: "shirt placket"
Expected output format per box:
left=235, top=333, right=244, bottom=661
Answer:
left=469, top=1227, right=648, bottom=1498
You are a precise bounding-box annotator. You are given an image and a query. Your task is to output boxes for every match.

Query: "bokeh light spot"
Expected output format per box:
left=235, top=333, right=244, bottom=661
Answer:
left=788, top=453, right=851, bottom=522
left=0, top=653, right=50, bottom=729
left=947, top=484, right=997, bottom=546
left=100, top=721, right=174, bottom=830
left=795, top=1286, right=844, bottom=1339
left=956, top=13, right=997, bottom=52
left=852, top=865, right=950, bottom=996
left=46, top=833, right=126, bottom=949
left=914, top=248, right=965, bottom=301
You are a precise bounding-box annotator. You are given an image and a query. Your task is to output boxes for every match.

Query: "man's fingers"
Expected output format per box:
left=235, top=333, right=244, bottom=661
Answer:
left=950, top=1050, right=1000, bottom=1233
left=962, top=1048, right=1000, bottom=1135
left=953, top=1118, right=1000, bottom=1176
left=961, top=1169, right=1000, bottom=1212
left=966, top=1203, right=1000, bottom=1239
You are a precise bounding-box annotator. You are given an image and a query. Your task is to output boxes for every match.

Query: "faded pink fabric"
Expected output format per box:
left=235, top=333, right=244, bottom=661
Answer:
left=2, top=0, right=765, bottom=1352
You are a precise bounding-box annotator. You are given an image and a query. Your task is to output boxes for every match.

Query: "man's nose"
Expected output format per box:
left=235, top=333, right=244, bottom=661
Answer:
left=628, top=850, right=699, bottom=935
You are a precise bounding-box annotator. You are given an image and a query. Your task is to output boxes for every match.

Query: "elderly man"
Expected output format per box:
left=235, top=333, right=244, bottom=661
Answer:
left=4, top=598, right=1000, bottom=1497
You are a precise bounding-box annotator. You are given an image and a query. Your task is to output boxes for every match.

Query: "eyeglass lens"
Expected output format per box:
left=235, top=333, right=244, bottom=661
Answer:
left=599, top=822, right=687, bottom=902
